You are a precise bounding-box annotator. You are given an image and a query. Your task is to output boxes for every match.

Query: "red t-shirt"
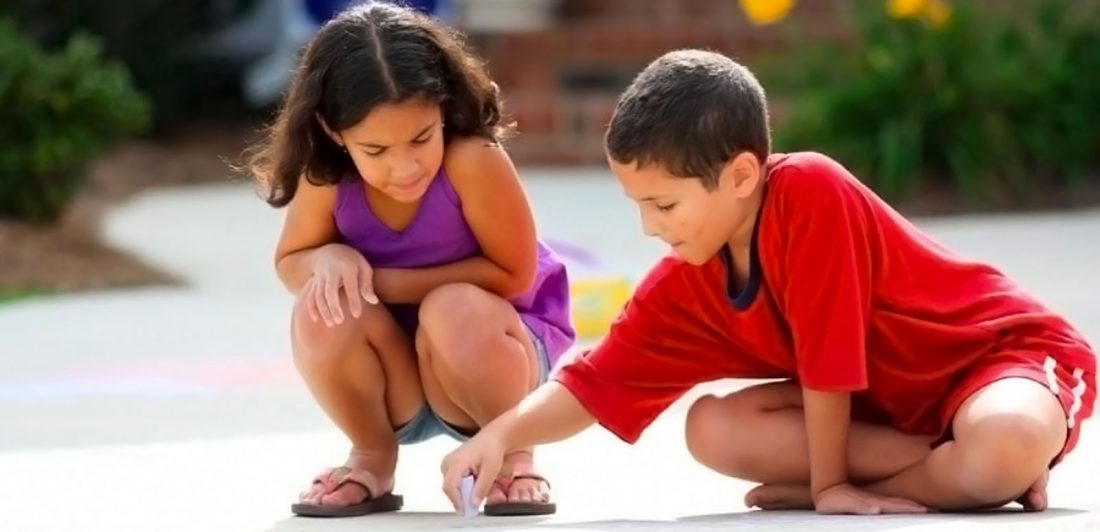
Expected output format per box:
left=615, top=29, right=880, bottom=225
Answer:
left=555, top=152, right=1095, bottom=443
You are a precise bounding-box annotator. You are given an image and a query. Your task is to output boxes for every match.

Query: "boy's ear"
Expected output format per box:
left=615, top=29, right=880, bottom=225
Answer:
left=722, top=151, right=762, bottom=198
left=315, top=113, right=343, bottom=147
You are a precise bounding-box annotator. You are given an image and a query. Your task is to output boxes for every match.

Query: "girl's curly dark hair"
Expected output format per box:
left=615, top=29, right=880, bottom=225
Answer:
left=247, top=2, right=511, bottom=207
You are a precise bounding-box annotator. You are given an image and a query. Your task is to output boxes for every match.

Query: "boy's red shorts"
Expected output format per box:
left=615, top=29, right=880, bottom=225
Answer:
left=930, top=350, right=1096, bottom=466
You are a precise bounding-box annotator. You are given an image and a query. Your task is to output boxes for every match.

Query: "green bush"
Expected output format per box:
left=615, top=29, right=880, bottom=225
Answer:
left=8, top=0, right=256, bottom=130
left=765, top=0, right=1100, bottom=203
left=0, top=18, right=150, bottom=223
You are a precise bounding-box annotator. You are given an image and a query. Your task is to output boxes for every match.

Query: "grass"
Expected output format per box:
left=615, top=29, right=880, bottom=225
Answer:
left=0, top=288, right=49, bottom=305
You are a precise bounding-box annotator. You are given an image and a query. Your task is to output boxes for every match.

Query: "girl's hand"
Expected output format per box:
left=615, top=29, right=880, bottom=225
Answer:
left=303, top=244, right=379, bottom=327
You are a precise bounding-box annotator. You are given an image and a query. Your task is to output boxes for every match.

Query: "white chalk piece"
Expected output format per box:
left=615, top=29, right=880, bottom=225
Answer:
left=459, top=475, right=479, bottom=517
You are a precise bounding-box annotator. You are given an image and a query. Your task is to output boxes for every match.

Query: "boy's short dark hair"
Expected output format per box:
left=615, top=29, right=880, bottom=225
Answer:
left=605, top=49, right=771, bottom=189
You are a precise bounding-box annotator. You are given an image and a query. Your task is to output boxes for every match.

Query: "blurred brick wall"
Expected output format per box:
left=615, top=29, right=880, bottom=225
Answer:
left=472, top=0, right=850, bottom=166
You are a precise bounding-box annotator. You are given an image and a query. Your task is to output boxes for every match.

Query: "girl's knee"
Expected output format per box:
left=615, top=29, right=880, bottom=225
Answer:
left=418, top=283, right=520, bottom=369
left=419, top=283, right=509, bottom=340
left=291, top=295, right=362, bottom=364
left=420, top=282, right=487, bottom=324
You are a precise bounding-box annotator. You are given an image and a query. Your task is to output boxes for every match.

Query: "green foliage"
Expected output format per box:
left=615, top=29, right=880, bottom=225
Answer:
left=8, top=0, right=257, bottom=129
left=0, top=288, right=50, bottom=305
left=0, top=18, right=150, bottom=222
left=765, top=1, right=1100, bottom=203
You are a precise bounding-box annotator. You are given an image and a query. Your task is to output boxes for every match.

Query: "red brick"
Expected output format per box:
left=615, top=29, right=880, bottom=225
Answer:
left=470, top=0, right=853, bottom=167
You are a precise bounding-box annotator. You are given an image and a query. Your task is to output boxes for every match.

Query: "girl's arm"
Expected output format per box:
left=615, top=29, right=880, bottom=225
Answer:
left=273, top=177, right=341, bottom=292
left=372, top=137, right=538, bottom=303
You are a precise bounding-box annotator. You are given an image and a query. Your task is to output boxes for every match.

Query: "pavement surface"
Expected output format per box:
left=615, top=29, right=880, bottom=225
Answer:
left=2, top=168, right=1098, bottom=531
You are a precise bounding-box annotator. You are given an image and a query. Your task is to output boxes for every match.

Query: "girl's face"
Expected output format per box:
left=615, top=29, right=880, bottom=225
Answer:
left=329, top=98, right=445, bottom=203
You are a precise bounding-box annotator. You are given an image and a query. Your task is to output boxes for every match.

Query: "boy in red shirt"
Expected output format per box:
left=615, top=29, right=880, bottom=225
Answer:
left=442, top=49, right=1097, bottom=514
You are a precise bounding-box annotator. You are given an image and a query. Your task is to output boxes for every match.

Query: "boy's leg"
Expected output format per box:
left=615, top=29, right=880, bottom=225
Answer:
left=864, top=377, right=1069, bottom=511
left=700, top=356, right=1094, bottom=512
left=415, top=282, right=551, bottom=508
left=292, top=294, right=424, bottom=508
left=686, top=381, right=934, bottom=487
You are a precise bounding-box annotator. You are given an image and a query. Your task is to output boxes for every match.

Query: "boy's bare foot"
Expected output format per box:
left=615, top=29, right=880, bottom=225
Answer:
left=746, top=472, right=1049, bottom=513
left=744, top=484, right=814, bottom=510
left=298, top=449, right=396, bottom=508
left=1015, top=471, right=1048, bottom=512
left=487, top=450, right=551, bottom=505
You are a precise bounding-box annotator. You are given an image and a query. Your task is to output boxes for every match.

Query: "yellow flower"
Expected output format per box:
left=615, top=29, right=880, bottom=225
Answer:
left=923, top=0, right=951, bottom=27
left=739, top=0, right=795, bottom=26
left=887, top=0, right=928, bottom=19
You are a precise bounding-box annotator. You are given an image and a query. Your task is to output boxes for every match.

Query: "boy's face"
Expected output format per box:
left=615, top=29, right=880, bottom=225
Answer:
left=610, top=153, right=761, bottom=265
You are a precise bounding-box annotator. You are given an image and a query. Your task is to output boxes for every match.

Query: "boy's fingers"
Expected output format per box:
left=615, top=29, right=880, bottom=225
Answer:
left=472, top=458, right=500, bottom=506
left=441, top=465, right=463, bottom=513
left=440, top=459, right=470, bottom=512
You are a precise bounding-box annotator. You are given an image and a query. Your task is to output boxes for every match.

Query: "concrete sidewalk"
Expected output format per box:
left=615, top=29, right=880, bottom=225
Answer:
left=2, top=169, right=1098, bottom=531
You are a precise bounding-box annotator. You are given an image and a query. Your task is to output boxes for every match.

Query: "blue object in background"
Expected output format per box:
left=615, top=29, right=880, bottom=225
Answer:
left=303, top=0, right=354, bottom=24
left=305, top=0, right=440, bottom=24
left=405, top=0, right=440, bottom=14
left=203, top=0, right=451, bottom=107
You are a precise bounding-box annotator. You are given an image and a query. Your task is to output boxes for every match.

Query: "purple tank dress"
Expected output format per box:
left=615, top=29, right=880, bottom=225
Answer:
left=332, top=169, right=575, bottom=367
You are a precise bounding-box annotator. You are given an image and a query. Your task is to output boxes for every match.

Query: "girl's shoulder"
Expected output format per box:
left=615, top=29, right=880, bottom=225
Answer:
left=442, top=135, right=510, bottom=184
left=440, top=135, right=525, bottom=210
left=293, top=175, right=341, bottom=210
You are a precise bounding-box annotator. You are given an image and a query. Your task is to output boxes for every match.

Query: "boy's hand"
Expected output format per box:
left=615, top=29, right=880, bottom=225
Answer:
left=441, top=430, right=507, bottom=513
left=814, top=483, right=929, bottom=515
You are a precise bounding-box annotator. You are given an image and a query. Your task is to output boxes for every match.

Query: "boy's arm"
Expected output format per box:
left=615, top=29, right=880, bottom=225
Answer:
left=803, top=389, right=852, bottom=499
left=442, top=259, right=709, bottom=512
left=495, top=382, right=596, bottom=450
left=773, top=156, right=875, bottom=509
left=441, top=382, right=594, bottom=508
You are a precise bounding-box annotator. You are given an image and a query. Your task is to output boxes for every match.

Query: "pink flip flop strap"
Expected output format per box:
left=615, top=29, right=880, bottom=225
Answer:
left=493, top=473, right=551, bottom=493
left=312, top=466, right=382, bottom=497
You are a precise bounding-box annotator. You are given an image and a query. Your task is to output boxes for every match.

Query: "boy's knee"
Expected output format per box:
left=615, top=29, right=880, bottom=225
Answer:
left=685, top=394, right=755, bottom=474
left=955, top=415, right=1063, bottom=499
left=685, top=395, right=722, bottom=463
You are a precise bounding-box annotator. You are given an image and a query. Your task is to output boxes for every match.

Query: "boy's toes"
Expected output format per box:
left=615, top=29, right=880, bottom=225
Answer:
left=1015, top=471, right=1048, bottom=512
left=1024, top=489, right=1047, bottom=512
left=1016, top=472, right=1048, bottom=512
